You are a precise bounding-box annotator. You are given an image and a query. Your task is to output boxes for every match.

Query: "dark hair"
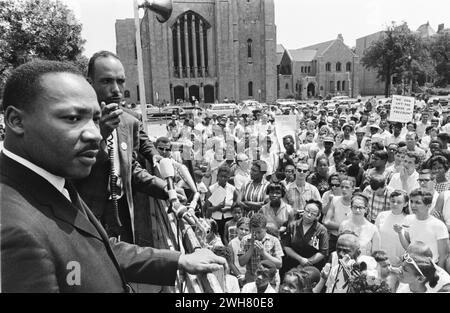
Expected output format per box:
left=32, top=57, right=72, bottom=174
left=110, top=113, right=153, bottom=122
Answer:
left=405, top=151, right=421, bottom=164
left=283, top=268, right=306, bottom=292
left=437, top=132, right=450, bottom=143
left=373, top=150, right=388, bottom=162
left=369, top=174, right=386, bottom=190
left=208, top=219, right=219, bottom=235
left=429, top=139, right=443, bottom=149
left=351, top=192, right=369, bottom=206
left=217, top=165, right=232, bottom=177
left=2, top=60, right=82, bottom=112
left=87, top=50, right=120, bottom=79
left=389, top=190, right=410, bottom=214
left=212, top=245, right=233, bottom=264
left=371, top=250, right=389, bottom=263
left=371, top=141, right=385, bottom=152
left=252, top=160, right=268, bottom=173
left=429, top=155, right=450, bottom=172
left=155, top=136, right=171, bottom=146
left=406, top=122, right=417, bottom=131
left=266, top=182, right=286, bottom=197
left=409, top=255, right=440, bottom=288
left=409, top=188, right=433, bottom=206
left=328, top=173, right=340, bottom=184
left=236, top=217, right=250, bottom=228
left=250, top=213, right=267, bottom=229
left=305, top=200, right=322, bottom=216
left=283, top=135, right=294, bottom=142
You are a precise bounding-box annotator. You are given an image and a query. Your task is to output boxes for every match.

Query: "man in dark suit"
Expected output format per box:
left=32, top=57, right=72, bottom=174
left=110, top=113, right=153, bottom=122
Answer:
left=74, top=51, right=181, bottom=243
left=0, top=60, right=226, bottom=292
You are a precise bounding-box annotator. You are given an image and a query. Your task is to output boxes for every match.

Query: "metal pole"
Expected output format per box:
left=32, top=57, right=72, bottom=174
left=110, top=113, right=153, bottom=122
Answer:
left=134, top=0, right=148, bottom=130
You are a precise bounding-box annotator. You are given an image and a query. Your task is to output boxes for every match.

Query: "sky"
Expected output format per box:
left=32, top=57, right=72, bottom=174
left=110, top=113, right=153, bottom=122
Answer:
left=60, top=0, right=450, bottom=58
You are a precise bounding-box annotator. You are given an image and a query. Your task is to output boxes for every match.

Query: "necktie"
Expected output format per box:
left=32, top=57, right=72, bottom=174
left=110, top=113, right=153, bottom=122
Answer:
left=62, top=186, right=71, bottom=202
left=64, top=181, right=88, bottom=217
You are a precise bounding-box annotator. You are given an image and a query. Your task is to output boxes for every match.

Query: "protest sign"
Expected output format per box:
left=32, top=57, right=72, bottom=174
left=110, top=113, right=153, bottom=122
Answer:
left=389, top=95, right=415, bottom=123
left=274, top=115, right=297, bottom=152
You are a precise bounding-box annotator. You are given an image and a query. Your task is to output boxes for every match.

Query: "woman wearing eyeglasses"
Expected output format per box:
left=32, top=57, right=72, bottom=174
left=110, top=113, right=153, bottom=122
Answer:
left=400, top=253, right=450, bottom=293
left=339, top=192, right=381, bottom=256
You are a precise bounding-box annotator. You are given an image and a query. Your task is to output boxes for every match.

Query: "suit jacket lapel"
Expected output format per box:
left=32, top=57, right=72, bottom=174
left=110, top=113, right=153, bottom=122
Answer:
left=0, top=154, right=102, bottom=241
left=82, top=200, right=130, bottom=290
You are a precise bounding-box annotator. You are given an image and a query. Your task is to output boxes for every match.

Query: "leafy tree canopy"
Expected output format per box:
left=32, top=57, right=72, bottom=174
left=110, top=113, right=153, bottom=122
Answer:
left=0, top=0, right=87, bottom=93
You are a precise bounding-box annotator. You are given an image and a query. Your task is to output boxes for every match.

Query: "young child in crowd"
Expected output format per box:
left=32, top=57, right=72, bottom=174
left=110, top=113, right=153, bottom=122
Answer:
left=228, top=217, right=250, bottom=287
left=212, top=246, right=241, bottom=293
left=223, top=206, right=243, bottom=246
left=238, top=213, right=284, bottom=291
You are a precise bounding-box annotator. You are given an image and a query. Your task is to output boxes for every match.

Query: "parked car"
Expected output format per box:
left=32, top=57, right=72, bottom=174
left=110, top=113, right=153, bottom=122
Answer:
left=147, top=105, right=186, bottom=119
left=206, top=103, right=238, bottom=116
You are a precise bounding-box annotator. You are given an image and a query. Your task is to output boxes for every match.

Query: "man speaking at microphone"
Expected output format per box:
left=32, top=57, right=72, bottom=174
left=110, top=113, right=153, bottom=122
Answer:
left=0, top=59, right=226, bottom=292
left=75, top=51, right=183, bottom=243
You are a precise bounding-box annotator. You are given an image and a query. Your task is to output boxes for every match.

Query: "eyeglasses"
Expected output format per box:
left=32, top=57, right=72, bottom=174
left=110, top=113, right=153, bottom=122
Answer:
left=352, top=205, right=366, bottom=211
left=402, top=253, right=425, bottom=277
left=297, top=169, right=309, bottom=173
left=418, top=179, right=431, bottom=182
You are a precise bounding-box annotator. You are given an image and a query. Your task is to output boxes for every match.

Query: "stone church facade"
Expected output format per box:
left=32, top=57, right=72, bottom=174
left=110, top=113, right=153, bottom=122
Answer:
left=278, top=35, right=359, bottom=100
left=116, top=0, right=277, bottom=105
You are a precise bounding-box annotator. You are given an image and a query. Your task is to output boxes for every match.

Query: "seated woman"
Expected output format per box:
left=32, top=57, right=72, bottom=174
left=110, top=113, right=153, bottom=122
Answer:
left=282, top=200, right=329, bottom=273
left=339, top=192, right=381, bottom=256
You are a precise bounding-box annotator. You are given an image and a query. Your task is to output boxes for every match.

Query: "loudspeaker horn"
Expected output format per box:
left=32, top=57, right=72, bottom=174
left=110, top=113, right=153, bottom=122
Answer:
left=139, top=0, right=173, bottom=23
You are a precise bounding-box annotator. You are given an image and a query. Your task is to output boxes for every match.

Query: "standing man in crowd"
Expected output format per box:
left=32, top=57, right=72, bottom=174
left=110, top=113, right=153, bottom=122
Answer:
left=0, top=60, right=226, bottom=292
left=75, top=51, right=175, bottom=243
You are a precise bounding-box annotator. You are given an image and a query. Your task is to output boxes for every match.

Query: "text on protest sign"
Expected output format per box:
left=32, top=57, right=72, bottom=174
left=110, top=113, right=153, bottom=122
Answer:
left=389, top=95, right=415, bottom=123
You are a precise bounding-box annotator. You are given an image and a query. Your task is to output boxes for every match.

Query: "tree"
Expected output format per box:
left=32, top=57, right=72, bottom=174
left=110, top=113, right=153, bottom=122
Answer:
left=361, top=22, right=434, bottom=97
left=429, top=32, right=450, bottom=87
left=0, top=0, right=86, bottom=93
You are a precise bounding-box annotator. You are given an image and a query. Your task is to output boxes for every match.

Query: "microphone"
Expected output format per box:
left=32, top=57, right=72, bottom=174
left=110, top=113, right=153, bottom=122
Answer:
left=159, top=158, right=177, bottom=202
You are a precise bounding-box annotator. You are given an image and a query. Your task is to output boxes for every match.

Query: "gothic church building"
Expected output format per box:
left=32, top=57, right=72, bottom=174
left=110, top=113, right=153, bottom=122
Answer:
left=116, top=0, right=277, bottom=105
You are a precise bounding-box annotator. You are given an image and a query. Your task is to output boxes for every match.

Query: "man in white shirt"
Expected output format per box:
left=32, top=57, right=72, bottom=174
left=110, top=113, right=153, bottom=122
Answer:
left=416, top=111, right=431, bottom=138
left=388, top=152, right=420, bottom=194
left=394, top=189, right=449, bottom=269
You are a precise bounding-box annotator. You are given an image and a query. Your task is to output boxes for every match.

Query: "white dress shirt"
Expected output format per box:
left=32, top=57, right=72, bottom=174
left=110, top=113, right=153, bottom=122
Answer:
left=2, top=147, right=71, bottom=202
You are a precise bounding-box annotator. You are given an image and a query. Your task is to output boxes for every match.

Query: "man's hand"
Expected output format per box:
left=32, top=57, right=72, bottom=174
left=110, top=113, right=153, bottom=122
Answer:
left=253, top=240, right=264, bottom=253
left=178, top=249, right=227, bottom=274
left=100, top=102, right=123, bottom=139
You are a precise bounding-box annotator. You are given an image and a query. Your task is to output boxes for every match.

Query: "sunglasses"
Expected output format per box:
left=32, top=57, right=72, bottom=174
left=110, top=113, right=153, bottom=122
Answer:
left=418, top=179, right=431, bottom=182
left=331, top=183, right=341, bottom=188
left=297, top=169, right=309, bottom=173
left=157, top=147, right=171, bottom=152
left=402, top=253, right=425, bottom=277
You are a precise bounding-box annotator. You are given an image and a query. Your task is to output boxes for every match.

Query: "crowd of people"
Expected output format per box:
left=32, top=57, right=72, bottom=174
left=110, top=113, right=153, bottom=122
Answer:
left=1, top=49, right=450, bottom=294
left=153, top=93, right=450, bottom=293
